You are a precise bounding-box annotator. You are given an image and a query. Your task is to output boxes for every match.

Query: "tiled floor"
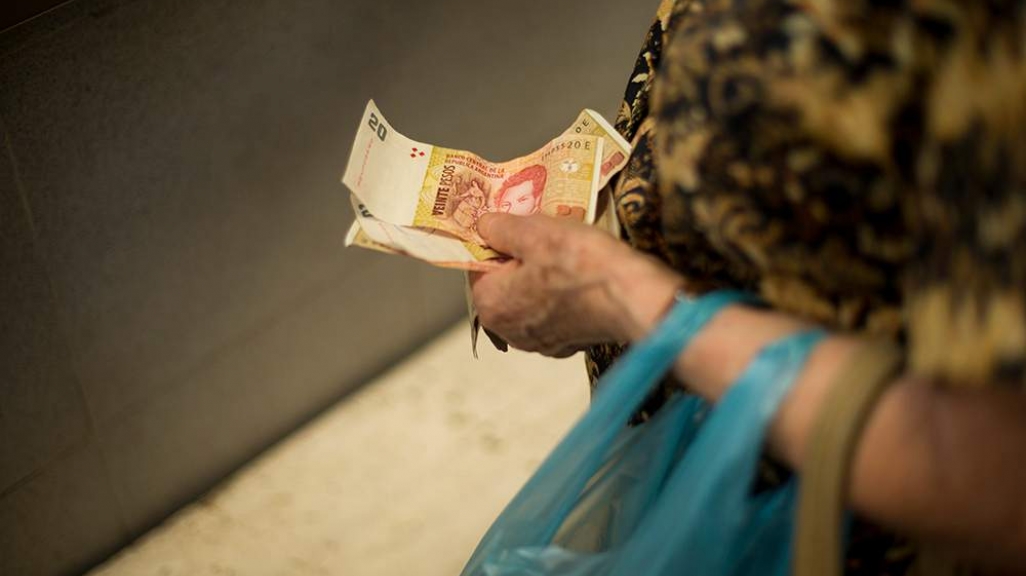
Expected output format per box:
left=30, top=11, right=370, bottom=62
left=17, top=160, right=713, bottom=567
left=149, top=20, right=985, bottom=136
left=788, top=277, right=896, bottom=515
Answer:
left=87, top=323, right=589, bottom=576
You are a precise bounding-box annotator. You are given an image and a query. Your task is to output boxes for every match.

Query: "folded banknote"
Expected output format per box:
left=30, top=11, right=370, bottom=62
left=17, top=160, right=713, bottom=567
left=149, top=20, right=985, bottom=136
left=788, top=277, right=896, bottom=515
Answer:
left=342, top=100, right=629, bottom=270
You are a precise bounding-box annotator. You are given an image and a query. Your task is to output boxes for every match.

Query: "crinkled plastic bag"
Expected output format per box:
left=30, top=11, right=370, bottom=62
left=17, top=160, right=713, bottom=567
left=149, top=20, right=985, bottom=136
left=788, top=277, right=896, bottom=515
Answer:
left=461, top=292, right=825, bottom=576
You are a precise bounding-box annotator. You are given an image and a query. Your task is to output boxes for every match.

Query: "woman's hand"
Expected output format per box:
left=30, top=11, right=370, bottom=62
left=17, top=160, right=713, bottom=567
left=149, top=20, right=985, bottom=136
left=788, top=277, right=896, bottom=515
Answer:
left=469, top=213, right=684, bottom=357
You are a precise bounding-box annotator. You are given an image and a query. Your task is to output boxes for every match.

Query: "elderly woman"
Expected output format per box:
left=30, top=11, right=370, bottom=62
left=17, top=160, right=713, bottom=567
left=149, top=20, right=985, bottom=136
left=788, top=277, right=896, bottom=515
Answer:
left=470, top=0, right=1026, bottom=574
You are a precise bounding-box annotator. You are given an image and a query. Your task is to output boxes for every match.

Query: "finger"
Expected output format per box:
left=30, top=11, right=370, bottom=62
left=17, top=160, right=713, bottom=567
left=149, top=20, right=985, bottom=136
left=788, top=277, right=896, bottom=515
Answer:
left=468, top=259, right=519, bottom=289
left=469, top=264, right=523, bottom=335
left=549, top=346, right=579, bottom=359
left=477, top=213, right=555, bottom=257
left=476, top=213, right=522, bottom=255
left=469, top=265, right=513, bottom=308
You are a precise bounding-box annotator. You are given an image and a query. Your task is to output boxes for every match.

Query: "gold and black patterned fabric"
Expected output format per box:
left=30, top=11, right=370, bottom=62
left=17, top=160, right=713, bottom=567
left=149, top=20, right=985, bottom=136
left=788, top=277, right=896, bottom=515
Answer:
left=586, top=0, right=1026, bottom=573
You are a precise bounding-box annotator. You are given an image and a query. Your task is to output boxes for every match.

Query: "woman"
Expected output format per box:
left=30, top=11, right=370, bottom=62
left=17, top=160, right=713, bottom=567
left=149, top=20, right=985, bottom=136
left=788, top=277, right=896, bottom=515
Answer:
left=470, top=0, right=1026, bottom=573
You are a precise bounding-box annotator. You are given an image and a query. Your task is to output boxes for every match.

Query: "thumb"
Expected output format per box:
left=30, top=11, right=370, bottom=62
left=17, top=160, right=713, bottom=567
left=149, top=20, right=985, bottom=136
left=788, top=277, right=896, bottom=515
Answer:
left=477, top=212, right=530, bottom=256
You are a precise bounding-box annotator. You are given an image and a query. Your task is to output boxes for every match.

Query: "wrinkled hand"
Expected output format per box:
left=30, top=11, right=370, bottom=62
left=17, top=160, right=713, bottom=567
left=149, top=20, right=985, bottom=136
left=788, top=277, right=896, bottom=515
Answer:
left=469, top=213, right=683, bottom=357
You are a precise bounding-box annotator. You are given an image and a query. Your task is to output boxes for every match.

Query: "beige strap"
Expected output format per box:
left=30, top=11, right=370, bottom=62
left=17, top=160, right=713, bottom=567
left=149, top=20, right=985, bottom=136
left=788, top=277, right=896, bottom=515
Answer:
left=793, top=339, right=903, bottom=576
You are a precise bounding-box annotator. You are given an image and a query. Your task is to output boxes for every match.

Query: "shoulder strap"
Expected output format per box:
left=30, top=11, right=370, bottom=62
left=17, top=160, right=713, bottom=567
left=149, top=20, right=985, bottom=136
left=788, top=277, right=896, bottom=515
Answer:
left=793, top=339, right=903, bottom=576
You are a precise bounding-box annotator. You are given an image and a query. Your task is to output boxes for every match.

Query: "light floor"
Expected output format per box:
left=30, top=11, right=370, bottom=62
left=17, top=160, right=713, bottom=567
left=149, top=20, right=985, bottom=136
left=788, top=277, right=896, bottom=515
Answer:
left=87, top=323, right=589, bottom=576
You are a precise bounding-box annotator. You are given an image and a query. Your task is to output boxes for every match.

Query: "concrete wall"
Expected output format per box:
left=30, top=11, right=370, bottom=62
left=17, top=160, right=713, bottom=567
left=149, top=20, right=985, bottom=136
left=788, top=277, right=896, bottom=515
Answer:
left=0, top=0, right=658, bottom=574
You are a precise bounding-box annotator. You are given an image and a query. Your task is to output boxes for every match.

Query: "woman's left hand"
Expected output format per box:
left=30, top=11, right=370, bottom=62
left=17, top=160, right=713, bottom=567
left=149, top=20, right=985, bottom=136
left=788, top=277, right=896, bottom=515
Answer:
left=469, top=213, right=683, bottom=357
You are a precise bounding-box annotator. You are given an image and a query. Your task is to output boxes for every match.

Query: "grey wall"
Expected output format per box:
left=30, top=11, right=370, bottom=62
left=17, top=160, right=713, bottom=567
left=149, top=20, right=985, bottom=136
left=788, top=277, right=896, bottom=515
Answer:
left=1, top=1, right=70, bottom=31
left=0, top=0, right=658, bottom=574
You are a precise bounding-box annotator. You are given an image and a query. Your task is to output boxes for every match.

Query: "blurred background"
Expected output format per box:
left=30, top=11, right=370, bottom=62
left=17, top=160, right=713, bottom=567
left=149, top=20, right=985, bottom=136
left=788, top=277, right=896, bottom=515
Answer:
left=0, top=0, right=657, bottom=574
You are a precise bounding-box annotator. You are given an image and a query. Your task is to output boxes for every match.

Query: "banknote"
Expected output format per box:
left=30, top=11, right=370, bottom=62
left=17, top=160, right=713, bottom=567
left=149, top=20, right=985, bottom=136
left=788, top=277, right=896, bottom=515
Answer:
left=344, top=100, right=615, bottom=246
left=345, top=198, right=505, bottom=271
left=342, top=103, right=629, bottom=269
left=563, top=108, right=630, bottom=190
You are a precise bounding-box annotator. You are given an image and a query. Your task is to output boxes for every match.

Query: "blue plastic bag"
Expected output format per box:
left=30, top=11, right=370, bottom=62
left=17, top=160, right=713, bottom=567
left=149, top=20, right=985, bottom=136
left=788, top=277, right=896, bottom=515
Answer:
left=461, top=292, right=825, bottom=576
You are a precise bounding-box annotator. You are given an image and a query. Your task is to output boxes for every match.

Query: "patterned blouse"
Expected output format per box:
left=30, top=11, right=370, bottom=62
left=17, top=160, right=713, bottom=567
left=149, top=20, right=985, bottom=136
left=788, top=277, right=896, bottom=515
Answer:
left=585, top=0, right=1026, bottom=573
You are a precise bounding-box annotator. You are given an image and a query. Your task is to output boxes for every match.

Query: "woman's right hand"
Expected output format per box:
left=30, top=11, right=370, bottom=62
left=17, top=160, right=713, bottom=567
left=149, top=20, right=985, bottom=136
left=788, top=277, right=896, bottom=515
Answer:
left=469, top=212, right=684, bottom=357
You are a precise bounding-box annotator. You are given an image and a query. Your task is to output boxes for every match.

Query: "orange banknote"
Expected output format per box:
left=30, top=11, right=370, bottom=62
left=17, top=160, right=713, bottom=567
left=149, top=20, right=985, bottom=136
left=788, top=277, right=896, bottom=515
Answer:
left=343, top=100, right=630, bottom=246
left=342, top=101, right=630, bottom=270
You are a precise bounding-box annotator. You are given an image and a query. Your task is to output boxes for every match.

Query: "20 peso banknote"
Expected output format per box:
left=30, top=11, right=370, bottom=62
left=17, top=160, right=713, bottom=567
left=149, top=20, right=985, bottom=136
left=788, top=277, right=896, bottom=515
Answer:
left=342, top=100, right=630, bottom=270
left=345, top=100, right=604, bottom=245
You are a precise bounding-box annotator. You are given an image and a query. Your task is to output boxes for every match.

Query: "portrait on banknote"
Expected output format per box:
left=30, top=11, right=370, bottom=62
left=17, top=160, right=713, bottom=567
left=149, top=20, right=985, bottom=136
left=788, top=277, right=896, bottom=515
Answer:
left=431, top=163, right=549, bottom=240
left=493, top=164, right=546, bottom=217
